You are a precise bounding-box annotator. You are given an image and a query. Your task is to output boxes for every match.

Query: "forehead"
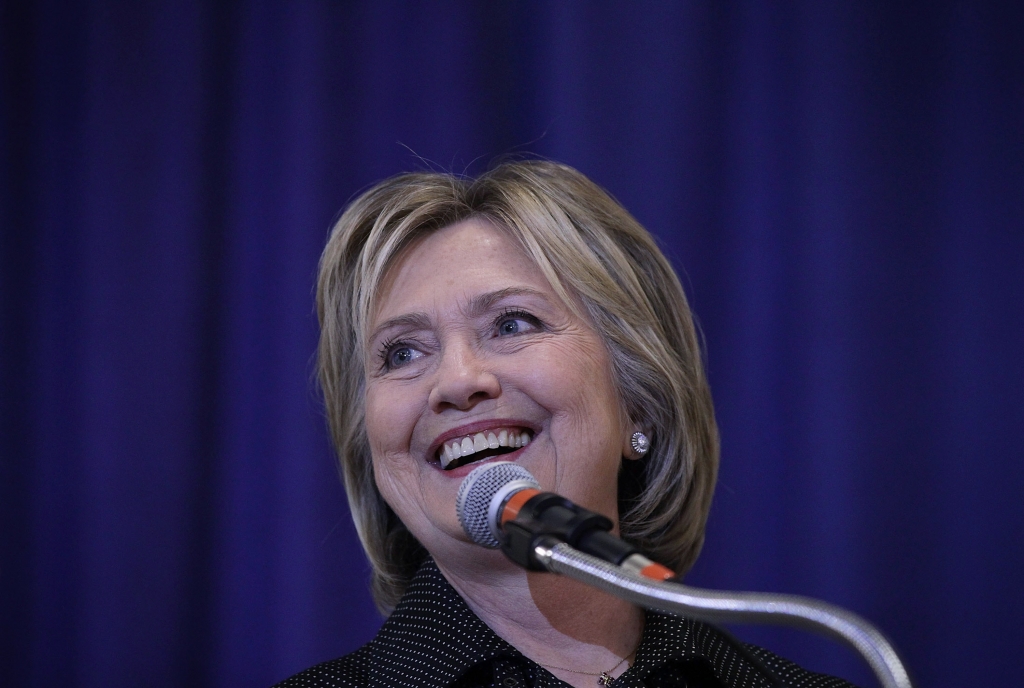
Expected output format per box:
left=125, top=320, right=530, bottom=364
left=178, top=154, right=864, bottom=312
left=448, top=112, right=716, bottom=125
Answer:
left=371, top=218, right=554, bottom=326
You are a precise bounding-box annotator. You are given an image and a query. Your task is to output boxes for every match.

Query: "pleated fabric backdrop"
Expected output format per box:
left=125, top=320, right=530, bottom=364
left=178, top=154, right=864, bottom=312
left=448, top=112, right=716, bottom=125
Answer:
left=2, top=2, right=1022, bottom=687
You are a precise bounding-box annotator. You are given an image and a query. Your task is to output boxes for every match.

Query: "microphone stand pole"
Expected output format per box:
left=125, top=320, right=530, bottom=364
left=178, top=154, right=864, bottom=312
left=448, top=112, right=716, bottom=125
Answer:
left=531, top=537, right=913, bottom=688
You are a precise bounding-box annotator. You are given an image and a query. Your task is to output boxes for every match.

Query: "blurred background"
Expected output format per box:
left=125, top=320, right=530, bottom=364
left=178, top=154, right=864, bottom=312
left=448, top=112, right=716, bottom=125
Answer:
left=2, top=2, right=1022, bottom=687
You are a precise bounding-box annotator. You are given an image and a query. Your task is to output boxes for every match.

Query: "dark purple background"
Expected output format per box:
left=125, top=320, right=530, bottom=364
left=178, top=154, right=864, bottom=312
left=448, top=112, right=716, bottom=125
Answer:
left=3, top=3, right=1022, bottom=687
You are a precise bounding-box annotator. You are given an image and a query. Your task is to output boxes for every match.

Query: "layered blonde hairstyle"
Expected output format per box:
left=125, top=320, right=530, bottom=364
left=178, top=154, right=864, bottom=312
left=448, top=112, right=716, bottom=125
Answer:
left=317, top=160, right=719, bottom=614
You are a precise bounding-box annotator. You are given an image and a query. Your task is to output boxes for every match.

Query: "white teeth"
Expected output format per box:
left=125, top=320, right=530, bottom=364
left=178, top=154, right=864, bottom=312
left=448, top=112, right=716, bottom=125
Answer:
left=437, top=428, right=533, bottom=469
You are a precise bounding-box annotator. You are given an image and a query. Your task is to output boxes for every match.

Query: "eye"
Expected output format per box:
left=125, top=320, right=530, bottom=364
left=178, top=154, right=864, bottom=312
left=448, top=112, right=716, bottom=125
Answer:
left=379, top=339, right=424, bottom=371
left=494, top=308, right=541, bottom=337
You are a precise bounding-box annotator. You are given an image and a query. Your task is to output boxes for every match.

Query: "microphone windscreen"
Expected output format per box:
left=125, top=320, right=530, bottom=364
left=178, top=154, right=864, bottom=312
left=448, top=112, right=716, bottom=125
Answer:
left=456, top=461, right=540, bottom=548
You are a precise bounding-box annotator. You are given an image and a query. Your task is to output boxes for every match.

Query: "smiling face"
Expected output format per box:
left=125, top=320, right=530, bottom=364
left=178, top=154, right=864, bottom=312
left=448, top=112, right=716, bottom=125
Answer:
left=364, top=218, right=633, bottom=567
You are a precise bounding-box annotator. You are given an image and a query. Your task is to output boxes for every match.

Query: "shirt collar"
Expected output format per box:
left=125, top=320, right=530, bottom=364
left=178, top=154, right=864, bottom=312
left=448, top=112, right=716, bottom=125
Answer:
left=630, top=611, right=774, bottom=688
left=366, top=558, right=523, bottom=688
left=368, top=558, right=774, bottom=688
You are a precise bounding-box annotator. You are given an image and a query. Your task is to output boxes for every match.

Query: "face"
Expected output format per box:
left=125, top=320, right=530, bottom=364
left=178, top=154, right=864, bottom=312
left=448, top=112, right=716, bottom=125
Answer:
left=364, top=218, right=634, bottom=566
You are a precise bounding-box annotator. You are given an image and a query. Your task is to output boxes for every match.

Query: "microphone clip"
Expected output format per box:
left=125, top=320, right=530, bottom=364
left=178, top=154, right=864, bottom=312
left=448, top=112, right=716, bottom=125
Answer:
left=500, top=493, right=637, bottom=571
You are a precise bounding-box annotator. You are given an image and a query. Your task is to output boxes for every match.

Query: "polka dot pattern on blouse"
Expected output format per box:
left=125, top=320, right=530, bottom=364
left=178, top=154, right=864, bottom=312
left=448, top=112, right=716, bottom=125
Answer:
left=273, top=559, right=859, bottom=688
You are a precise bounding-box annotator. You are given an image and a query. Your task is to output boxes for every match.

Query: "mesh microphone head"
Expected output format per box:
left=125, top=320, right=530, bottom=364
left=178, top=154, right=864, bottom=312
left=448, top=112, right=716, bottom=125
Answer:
left=456, top=461, right=541, bottom=548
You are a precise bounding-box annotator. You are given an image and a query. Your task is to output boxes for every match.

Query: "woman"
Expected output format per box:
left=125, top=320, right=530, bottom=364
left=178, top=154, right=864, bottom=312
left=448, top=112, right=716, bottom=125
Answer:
left=277, top=161, right=854, bottom=688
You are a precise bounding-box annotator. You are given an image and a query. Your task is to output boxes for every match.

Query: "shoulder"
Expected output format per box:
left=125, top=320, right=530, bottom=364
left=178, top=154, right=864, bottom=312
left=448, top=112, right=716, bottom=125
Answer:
left=744, top=644, right=860, bottom=688
left=640, top=611, right=858, bottom=688
left=270, top=558, right=517, bottom=688
left=271, top=645, right=372, bottom=688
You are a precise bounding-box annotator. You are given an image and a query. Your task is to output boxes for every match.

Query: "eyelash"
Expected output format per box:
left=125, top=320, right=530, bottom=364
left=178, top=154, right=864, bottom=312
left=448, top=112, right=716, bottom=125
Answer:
left=377, top=337, right=404, bottom=372
left=494, top=308, right=542, bottom=333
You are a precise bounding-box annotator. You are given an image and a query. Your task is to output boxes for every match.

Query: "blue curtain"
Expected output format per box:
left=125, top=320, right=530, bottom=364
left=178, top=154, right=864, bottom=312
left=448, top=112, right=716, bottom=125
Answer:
left=3, top=3, right=1022, bottom=687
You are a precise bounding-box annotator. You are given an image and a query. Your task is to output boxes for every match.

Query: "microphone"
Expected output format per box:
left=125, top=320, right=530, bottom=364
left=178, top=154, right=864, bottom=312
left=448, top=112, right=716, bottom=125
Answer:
left=456, top=461, right=674, bottom=580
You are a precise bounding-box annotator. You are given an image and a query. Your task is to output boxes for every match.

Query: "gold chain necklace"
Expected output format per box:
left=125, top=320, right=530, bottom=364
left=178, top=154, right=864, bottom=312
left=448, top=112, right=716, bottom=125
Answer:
left=538, top=646, right=637, bottom=687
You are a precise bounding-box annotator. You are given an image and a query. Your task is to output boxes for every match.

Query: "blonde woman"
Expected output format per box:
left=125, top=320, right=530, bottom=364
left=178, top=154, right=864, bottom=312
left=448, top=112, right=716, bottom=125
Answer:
left=276, top=161, right=853, bottom=688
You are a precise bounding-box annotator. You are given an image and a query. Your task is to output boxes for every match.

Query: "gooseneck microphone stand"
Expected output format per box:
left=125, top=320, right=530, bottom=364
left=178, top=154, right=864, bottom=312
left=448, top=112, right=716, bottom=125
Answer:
left=456, top=462, right=914, bottom=688
left=530, top=537, right=913, bottom=688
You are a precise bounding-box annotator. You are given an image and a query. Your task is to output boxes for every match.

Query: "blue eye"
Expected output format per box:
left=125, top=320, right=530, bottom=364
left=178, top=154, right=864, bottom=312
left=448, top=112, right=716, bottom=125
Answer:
left=379, top=339, right=422, bottom=371
left=390, top=347, right=415, bottom=367
left=498, top=319, right=523, bottom=335
left=495, top=308, right=541, bottom=337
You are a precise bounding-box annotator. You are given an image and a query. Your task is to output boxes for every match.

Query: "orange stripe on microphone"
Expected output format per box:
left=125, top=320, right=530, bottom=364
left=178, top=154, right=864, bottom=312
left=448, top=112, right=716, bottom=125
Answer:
left=500, top=488, right=540, bottom=524
left=640, top=562, right=676, bottom=581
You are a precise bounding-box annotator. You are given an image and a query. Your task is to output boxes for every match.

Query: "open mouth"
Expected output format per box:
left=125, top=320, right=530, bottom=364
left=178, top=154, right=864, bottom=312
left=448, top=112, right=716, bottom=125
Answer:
left=438, top=428, right=533, bottom=470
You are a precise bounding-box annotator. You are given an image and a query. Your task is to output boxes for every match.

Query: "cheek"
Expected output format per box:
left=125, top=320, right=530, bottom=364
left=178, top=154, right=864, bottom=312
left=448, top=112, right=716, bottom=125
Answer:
left=364, top=392, right=410, bottom=488
left=371, top=451, right=411, bottom=515
left=519, top=336, right=627, bottom=505
left=364, top=381, right=415, bottom=455
left=363, top=389, right=387, bottom=452
left=363, top=383, right=427, bottom=515
left=529, top=337, right=623, bottom=428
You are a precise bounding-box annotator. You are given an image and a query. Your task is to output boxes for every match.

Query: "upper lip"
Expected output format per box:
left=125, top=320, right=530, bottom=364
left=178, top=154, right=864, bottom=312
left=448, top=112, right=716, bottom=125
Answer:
left=426, top=418, right=538, bottom=462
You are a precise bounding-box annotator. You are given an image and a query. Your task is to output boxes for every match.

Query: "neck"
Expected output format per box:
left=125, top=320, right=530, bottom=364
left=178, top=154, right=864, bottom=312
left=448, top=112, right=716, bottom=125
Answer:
left=436, top=551, right=644, bottom=688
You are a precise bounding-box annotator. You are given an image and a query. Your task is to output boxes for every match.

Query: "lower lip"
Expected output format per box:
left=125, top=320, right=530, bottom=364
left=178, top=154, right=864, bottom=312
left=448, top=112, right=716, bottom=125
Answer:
left=432, top=447, right=527, bottom=478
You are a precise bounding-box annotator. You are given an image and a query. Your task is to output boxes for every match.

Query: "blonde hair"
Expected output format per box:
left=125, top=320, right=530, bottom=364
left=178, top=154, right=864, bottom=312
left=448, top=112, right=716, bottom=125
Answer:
left=317, top=160, right=719, bottom=614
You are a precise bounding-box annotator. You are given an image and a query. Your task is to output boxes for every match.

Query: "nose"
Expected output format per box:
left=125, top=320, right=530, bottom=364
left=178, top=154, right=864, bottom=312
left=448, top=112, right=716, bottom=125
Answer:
left=429, top=339, right=501, bottom=412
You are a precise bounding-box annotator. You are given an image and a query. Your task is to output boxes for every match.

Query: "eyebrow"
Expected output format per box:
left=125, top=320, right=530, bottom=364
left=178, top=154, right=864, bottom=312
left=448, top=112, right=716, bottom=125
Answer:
left=369, top=287, right=550, bottom=342
left=369, top=313, right=432, bottom=343
left=466, top=287, right=549, bottom=316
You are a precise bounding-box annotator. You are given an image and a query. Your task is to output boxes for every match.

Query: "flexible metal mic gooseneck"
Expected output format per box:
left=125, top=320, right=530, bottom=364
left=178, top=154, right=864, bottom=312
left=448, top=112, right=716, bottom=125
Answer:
left=457, top=461, right=914, bottom=688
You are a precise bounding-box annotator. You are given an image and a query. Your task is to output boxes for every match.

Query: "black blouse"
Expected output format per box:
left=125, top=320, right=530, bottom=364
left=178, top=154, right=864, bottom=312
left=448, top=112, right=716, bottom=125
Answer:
left=274, top=559, right=857, bottom=688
